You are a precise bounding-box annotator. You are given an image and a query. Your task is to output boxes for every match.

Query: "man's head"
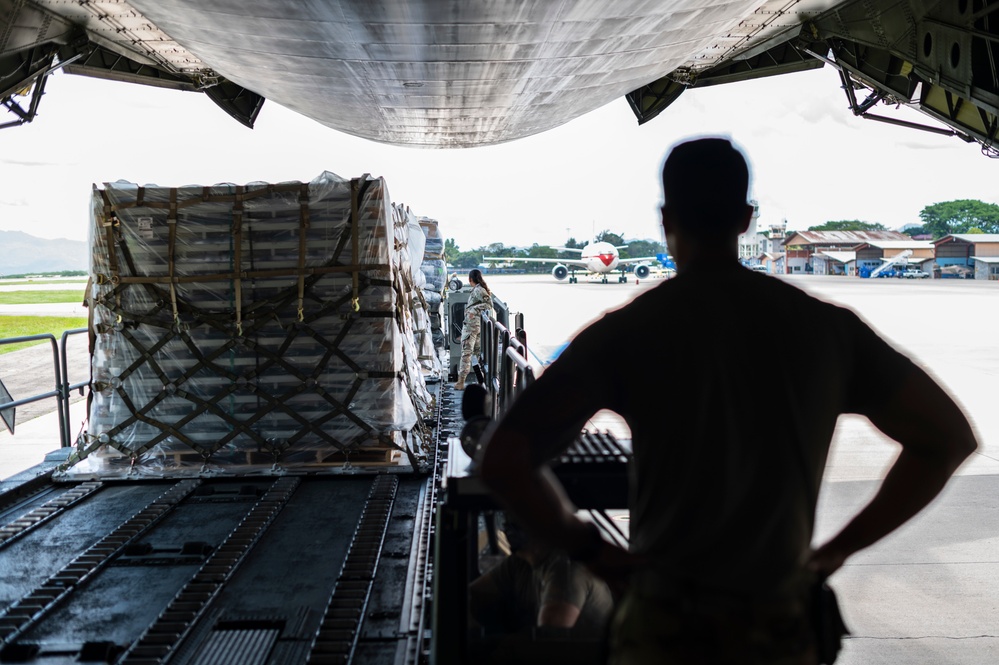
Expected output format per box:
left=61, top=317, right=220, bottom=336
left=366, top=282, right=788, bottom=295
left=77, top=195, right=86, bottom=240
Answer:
left=660, top=138, right=753, bottom=244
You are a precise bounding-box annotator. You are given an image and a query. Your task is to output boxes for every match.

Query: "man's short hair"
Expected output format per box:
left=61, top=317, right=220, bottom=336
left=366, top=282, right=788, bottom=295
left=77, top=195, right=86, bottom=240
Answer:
left=661, top=138, right=750, bottom=238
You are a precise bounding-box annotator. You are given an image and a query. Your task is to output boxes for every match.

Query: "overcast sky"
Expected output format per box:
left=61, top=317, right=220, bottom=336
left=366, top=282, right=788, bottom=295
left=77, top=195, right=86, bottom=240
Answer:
left=1, top=64, right=997, bottom=252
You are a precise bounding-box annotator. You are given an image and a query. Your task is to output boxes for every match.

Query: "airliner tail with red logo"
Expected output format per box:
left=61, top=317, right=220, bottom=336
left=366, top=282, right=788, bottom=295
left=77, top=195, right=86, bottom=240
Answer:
left=484, top=241, right=658, bottom=283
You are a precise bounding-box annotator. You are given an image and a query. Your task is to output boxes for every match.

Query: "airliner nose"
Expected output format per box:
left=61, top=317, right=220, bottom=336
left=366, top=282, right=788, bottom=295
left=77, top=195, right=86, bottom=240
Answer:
left=598, top=253, right=615, bottom=266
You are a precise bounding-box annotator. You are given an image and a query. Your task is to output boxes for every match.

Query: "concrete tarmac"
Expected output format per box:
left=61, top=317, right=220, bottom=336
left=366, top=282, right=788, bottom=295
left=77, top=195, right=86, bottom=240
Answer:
left=1, top=273, right=997, bottom=662
left=0, top=294, right=90, bottom=478
left=488, top=272, right=999, bottom=664
left=0, top=335, right=90, bottom=479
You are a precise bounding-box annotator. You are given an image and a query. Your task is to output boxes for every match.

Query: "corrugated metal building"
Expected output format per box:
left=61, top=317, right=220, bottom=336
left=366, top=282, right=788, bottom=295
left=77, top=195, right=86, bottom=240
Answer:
left=933, top=234, right=999, bottom=279
left=782, top=231, right=910, bottom=274
left=855, top=240, right=936, bottom=276
left=811, top=251, right=855, bottom=276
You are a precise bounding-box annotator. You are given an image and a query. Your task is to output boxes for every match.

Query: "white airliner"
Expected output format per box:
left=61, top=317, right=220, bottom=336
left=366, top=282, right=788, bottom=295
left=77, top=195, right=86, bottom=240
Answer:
left=1, top=3, right=994, bottom=153
left=484, top=241, right=658, bottom=284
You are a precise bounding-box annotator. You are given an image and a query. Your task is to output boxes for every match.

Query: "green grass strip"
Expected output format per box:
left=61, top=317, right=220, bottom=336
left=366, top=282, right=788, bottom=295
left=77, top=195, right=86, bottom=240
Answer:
left=0, top=316, right=89, bottom=354
left=0, top=290, right=86, bottom=305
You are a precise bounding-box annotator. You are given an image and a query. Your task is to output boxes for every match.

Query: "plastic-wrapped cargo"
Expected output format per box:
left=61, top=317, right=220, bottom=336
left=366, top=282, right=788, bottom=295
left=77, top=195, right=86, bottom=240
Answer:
left=415, top=217, right=446, bottom=362
left=405, top=212, right=427, bottom=272
left=393, top=204, right=440, bottom=376
left=420, top=217, right=444, bottom=260
left=390, top=202, right=439, bottom=389
left=417, top=217, right=445, bottom=293
left=64, top=172, right=433, bottom=478
left=420, top=260, right=447, bottom=292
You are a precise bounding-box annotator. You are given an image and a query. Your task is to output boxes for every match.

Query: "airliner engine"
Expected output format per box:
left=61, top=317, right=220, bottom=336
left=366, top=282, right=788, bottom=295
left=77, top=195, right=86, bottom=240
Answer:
left=634, top=264, right=651, bottom=279
left=552, top=265, right=568, bottom=280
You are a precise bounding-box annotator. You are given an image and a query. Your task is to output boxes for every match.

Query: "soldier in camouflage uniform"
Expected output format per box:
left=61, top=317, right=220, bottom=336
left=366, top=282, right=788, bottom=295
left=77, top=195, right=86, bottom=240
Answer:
left=456, top=269, right=493, bottom=390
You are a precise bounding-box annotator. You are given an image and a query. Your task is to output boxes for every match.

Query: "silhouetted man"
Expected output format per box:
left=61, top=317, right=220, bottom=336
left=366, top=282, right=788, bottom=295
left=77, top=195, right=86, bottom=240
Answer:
left=480, top=137, right=977, bottom=664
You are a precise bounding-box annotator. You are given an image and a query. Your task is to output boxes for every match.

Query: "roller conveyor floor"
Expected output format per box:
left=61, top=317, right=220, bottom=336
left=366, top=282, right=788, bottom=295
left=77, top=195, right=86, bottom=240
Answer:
left=0, top=382, right=452, bottom=665
left=0, top=472, right=439, bottom=665
left=0, top=369, right=628, bottom=665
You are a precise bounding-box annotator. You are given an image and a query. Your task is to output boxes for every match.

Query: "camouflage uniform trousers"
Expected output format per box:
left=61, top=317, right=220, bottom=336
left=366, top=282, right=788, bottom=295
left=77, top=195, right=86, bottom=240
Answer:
left=608, top=590, right=817, bottom=665
left=458, top=314, right=483, bottom=383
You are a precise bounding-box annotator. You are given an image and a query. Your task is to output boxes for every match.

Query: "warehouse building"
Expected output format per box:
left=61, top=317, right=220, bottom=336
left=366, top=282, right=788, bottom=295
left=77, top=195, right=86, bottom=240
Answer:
left=854, top=240, right=936, bottom=276
left=933, top=234, right=999, bottom=279
left=783, top=230, right=909, bottom=274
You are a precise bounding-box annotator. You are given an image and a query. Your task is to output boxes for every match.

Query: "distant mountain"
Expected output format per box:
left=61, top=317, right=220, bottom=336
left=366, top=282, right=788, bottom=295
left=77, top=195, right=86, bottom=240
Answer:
left=0, top=231, right=88, bottom=275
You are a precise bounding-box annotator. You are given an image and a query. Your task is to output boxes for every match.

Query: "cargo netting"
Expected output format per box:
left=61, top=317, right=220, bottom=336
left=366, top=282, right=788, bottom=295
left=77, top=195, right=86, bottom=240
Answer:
left=60, top=172, right=435, bottom=478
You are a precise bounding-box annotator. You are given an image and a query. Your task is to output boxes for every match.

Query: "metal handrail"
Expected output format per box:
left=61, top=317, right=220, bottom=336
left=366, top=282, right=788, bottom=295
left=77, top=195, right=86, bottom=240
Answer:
left=477, top=312, right=534, bottom=419
left=504, top=341, right=535, bottom=398
left=60, top=328, right=89, bottom=448
left=0, top=328, right=89, bottom=448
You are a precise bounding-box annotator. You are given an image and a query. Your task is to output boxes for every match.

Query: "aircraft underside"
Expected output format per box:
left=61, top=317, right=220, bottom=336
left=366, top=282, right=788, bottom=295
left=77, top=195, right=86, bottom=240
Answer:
left=0, top=0, right=996, bottom=153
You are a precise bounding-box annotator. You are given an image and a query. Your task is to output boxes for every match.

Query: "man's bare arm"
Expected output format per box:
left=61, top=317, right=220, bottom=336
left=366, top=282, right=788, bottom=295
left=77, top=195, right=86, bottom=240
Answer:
left=479, top=333, right=645, bottom=592
left=538, top=601, right=582, bottom=628
left=809, top=369, right=978, bottom=574
left=480, top=425, right=601, bottom=560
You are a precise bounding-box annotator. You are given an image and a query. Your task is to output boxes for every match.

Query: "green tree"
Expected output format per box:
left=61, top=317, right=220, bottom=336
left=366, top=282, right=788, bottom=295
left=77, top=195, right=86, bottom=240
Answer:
left=444, top=238, right=459, bottom=257
left=484, top=242, right=520, bottom=257
left=901, top=225, right=930, bottom=237
left=519, top=244, right=558, bottom=273
left=452, top=250, right=482, bottom=269
left=625, top=239, right=665, bottom=259
left=558, top=237, right=581, bottom=260
left=478, top=243, right=526, bottom=272
left=919, top=200, right=999, bottom=237
left=595, top=230, right=626, bottom=247
left=527, top=244, right=557, bottom=259
left=807, top=220, right=887, bottom=232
